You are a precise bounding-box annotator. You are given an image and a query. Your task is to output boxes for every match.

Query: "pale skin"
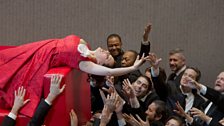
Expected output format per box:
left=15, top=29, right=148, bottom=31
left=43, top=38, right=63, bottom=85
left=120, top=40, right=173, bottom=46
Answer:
left=79, top=39, right=148, bottom=77
left=11, top=86, right=30, bottom=116
left=123, top=113, right=150, bottom=126
left=70, top=109, right=78, bottom=126
left=143, top=22, right=152, bottom=42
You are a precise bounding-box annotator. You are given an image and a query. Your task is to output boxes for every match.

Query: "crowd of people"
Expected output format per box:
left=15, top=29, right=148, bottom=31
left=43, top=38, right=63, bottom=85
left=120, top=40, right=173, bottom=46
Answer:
left=0, top=22, right=224, bottom=126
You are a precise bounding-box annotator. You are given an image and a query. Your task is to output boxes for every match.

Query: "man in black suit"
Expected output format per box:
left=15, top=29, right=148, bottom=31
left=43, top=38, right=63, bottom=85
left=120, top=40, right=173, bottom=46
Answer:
left=107, top=23, right=152, bottom=68
left=1, top=74, right=66, bottom=126
left=182, top=72, right=224, bottom=125
left=147, top=53, right=205, bottom=120
left=168, top=48, right=187, bottom=87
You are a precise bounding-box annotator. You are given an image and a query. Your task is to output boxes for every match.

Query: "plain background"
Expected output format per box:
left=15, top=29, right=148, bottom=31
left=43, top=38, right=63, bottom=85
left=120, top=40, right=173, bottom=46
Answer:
left=0, top=0, right=224, bottom=87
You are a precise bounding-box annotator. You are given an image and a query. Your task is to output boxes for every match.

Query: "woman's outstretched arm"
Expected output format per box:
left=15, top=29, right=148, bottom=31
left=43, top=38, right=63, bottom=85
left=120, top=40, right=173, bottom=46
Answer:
left=79, top=55, right=147, bottom=76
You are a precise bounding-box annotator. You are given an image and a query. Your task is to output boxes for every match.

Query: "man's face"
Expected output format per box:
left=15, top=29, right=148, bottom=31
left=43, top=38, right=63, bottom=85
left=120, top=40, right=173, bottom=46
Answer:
left=145, top=102, right=158, bottom=122
left=107, top=37, right=122, bottom=57
left=169, top=53, right=185, bottom=73
left=214, top=72, right=224, bottom=93
left=180, top=68, right=197, bottom=87
left=132, top=76, right=149, bottom=98
left=121, top=51, right=136, bottom=67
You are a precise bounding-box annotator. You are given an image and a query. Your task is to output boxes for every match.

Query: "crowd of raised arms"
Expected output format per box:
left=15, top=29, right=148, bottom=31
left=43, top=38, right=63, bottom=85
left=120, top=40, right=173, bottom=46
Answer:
left=1, top=22, right=224, bottom=126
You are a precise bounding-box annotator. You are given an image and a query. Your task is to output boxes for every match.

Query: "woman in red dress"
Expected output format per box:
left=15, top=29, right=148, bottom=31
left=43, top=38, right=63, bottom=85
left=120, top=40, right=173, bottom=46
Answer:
left=0, top=35, right=146, bottom=117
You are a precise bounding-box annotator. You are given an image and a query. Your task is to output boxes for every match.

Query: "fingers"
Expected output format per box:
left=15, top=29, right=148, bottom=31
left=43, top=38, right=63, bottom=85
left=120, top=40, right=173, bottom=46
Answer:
left=15, top=86, right=26, bottom=97
left=24, top=99, right=30, bottom=105
left=51, top=74, right=63, bottom=86
left=135, top=114, right=145, bottom=124
left=70, top=109, right=78, bottom=126
left=60, top=84, right=66, bottom=93
left=99, top=89, right=106, bottom=104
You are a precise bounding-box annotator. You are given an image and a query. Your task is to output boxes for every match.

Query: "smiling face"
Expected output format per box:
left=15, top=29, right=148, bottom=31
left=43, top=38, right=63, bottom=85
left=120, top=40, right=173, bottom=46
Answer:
left=94, top=47, right=115, bottom=67
left=132, top=76, right=150, bottom=98
left=180, top=68, right=197, bottom=85
left=214, top=72, right=224, bottom=92
left=169, top=53, right=185, bottom=73
left=107, top=36, right=122, bottom=57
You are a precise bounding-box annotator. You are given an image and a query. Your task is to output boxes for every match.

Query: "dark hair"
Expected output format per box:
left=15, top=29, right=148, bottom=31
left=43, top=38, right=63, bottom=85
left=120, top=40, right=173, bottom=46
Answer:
left=87, top=74, right=106, bottom=87
left=125, top=50, right=138, bottom=59
left=186, top=67, right=201, bottom=82
left=153, top=100, right=168, bottom=124
left=106, top=34, right=122, bottom=44
left=166, top=116, right=184, bottom=126
left=139, top=75, right=153, bottom=93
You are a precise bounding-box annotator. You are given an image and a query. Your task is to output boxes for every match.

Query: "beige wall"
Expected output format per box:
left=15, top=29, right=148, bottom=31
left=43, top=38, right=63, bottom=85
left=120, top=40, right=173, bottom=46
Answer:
left=0, top=0, right=224, bottom=87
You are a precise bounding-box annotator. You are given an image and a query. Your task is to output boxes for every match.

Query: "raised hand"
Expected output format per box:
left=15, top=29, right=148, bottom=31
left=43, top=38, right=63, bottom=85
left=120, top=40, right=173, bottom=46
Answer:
left=182, top=76, right=202, bottom=90
left=123, top=113, right=150, bottom=126
left=219, top=118, right=224, bottom=125
left=133, top=54, right=149, bottom=69
left=70, top=109, right=78, bottom=126
left=122, top=79, right=136, bottom=99
left=189, top=107, right=212, bottom=122
left=100, top=105, right=113, bottom=126
left=174, top=101, right=193, bottom=123
left=105, top=92, right=119, bottom=112
left=143, top=23, right=152, bottom=42
left=135, top=114, right=150, bottom=126
left=46, top=74, right=66, bottom=104
left=174, top=101, right=188, bottom=118
left=146, top=53, right=162, bottom=69
left=11, top=86, right=30, bottom=115
left=114, top=94, right=125, bottom=114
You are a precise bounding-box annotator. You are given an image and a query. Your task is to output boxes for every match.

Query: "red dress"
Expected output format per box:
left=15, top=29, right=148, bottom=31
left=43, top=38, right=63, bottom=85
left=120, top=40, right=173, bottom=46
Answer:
left=0, top=35, right=90, bottom=117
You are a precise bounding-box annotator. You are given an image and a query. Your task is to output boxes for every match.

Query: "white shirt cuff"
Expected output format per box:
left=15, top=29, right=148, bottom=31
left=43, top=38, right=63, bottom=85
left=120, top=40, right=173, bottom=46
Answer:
left=150, top=67, right=159, bottom=77
left=118, top=118, right=126, bottom=126
left=200, top=85, right=207, bottom=95
left=8, top=112, right=17, bottom=120
left=141, top=40, right=150, bottom=45
left=45, top=99, right=52, bottom=105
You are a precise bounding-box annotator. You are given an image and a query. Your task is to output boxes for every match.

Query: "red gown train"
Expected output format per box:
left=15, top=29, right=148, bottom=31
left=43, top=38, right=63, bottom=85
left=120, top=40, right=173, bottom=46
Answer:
left=0, top=35, right=90, bottom=117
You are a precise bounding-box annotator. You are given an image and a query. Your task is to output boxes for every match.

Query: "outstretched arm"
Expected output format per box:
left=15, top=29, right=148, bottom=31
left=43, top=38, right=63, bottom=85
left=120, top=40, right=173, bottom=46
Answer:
left=79, top=55, right=148, bottom=76
left=1, top=87, right=30, bottom=126
left=28, top=74, right=65, bottom=126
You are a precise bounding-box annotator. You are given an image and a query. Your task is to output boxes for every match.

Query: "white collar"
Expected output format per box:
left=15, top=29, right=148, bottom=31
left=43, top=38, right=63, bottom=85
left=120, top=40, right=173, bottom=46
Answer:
left=176, top=65, right=187, bottom=76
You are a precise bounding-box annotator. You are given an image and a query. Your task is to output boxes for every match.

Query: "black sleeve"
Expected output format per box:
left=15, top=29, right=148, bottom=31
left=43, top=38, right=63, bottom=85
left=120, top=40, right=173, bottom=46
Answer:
left=139, top=42, right=150, bottom=57
left=1, top=116, right=16, bottom=126
left=204, top=87, right=224, bottom=113
left=151, top=68, right=168, bottom=102
left=209, top=118, right=223, bottom=126
left=28, top=99, right=51, bottom=126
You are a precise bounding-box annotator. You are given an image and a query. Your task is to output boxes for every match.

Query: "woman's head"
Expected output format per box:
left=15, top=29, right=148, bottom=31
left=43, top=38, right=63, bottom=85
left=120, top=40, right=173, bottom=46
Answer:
left=94, top=47, right=115, bottom=67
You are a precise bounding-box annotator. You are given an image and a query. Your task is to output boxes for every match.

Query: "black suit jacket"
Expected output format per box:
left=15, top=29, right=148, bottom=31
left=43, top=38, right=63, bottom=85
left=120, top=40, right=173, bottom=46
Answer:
left=152, top=70, right=205, bottom=118
left=114, top=42, right=151, bottom=68
left=1, top=116, right=15, bottom=126
left=27, top=99, right=51, bottom=126
left=167, top=68, right=186, bottom=88
left=191, top=101, right=224, bottom=126
left=203, top=87, right=224, bottom=113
